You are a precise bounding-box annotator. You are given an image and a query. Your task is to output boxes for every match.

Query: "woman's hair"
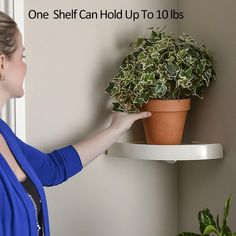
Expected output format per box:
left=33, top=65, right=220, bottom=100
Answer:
left=0, top=11, right=18, bottom=59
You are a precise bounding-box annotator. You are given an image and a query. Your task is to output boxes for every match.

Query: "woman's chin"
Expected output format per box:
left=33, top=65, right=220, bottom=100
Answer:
left=15, top=89, right=24, bottom=98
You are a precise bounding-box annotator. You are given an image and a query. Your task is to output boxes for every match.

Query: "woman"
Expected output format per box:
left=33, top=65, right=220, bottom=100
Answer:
left=0, top=11, right=151, bottom=236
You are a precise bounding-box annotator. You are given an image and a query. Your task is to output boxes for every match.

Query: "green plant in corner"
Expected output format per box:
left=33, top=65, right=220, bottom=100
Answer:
left=105, top=26, right=216, bottom=113
left=178, top=196, right=236, bottom=236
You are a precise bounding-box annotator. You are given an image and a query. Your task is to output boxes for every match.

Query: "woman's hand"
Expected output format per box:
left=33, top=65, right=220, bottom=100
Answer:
left=73, top=111, right=152, bottom=167
left=109, top=111, right=152, bottom=134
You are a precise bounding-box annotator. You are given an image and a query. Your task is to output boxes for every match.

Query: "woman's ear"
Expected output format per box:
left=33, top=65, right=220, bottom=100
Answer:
left=0, top=54, right=7, bottom=81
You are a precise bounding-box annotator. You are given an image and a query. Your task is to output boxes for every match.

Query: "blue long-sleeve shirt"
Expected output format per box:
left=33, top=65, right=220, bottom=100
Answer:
left=0, top=118, right=83, bottom=236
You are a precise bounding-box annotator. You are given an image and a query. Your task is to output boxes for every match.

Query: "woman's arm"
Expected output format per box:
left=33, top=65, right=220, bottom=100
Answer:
left=72, top=111, right=151, bottom=167
left=15, top=136, right=83, bottom=186
left=13, top=111, right=151, bottom=185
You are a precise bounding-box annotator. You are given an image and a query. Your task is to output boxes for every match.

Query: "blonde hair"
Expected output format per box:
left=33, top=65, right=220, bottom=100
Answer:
left=0, top=11, right=18, bottom=60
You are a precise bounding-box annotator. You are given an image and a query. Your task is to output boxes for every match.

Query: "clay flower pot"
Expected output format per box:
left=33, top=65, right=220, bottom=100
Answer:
left=140, top=99, right=191, bottom=145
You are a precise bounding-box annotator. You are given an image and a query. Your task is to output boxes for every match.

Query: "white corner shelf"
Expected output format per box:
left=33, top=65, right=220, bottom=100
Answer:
left=106, top=141, right=223, bottom=163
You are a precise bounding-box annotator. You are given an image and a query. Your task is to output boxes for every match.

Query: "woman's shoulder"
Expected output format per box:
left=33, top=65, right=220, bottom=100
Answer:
left=0, top=118, right=15, bottom=136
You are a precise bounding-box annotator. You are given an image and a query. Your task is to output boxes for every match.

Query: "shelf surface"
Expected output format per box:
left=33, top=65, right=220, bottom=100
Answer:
left=106, top=141, right=224, bottom=162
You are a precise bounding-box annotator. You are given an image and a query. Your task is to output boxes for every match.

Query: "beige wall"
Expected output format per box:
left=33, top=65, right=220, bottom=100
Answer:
left=24, top=0, right=178, bottom=235
left=178, top=0, right=236, bottom=232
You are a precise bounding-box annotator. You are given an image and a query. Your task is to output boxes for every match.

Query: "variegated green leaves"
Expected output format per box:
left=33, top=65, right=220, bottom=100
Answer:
left=105, top=28, right=216, bottom=112
left=178, top=196, right=236, bottom=236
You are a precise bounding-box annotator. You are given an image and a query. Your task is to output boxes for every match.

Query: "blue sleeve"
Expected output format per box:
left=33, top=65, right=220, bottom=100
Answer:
left=15, top=137, right=83, bottom=187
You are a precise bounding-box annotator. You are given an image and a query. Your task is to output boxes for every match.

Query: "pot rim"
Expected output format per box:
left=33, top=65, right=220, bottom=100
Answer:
left=140, top=98, right=191, bottom=112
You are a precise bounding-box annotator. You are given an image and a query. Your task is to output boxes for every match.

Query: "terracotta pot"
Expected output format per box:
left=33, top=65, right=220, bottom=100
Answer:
left=140, top=99, right=191, bottom=145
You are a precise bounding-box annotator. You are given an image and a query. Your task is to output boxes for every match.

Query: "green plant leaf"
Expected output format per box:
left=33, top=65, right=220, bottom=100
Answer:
left=133, top=94, right=148, bottom=104
left=179, top=68, right=193, bottom=80
left=216, top=214, right=221, bottom=232
left=179, top=196, right=235, bottom=236
left=133, top=37, right=144, bottom=49
left=137, top=52, right=148, bottom=61
left=221, top=225, right=232, bottom=235
left=177, top=49, right=188, bottom=58
left=153, top=83, right=167, bottom=98
left=105, top=82, right=114, bottom=95
left=185, top=55, right=197, bottom=64
left=200, top=58, right=207, bottom=71
left=177, top=233, right=201, bottom=236
left=203, top=225, right=218, bottom=235
left=198, top=209, right=217, bottom=234
left=177, top=78, right=192, bottom=89
left=223, top=196, right=232, bottom=227
left=151, top=30, right=158, bottom=38
left=165, top=62, right=180, bottom=77
left=112, top=102, right=124, bottom=112
left=110, top=83, right=121, bottom=96
left=141, top=73, right=155, bottom=84
left=151, top=51, right=160, bottom=59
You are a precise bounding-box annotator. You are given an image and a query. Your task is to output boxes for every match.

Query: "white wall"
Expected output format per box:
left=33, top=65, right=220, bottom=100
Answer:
left=178, top=0, right=236, bottom=232
left=24, top=0, right=179, bottom=235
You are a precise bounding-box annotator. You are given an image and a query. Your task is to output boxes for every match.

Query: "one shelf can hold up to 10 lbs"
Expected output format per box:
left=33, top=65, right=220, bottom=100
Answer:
left=106, top=142, right=223, bottom=163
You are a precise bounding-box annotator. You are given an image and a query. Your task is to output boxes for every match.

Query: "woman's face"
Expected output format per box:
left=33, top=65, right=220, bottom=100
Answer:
left=3, top=31, right=27, bottom=99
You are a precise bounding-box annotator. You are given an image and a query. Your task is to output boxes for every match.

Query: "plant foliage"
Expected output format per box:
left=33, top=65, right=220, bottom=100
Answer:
left=178, top=196, right=236, bottom=236
left=105, top=27, right=216, bottom=112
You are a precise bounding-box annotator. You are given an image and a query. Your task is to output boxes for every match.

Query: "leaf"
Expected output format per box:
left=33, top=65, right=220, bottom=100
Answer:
left=222, top=196, right=232, bottom=227
left=151, top=51, right=160, bottom=59
left=142, top=60, right=154, bottom=70
left=203, top=225, right=218, bottom=235
left=110, top=83, right=121, bottom=96
left=221, top=225, right=232, bottom=235
left=177, top=49, right=188, bottom=58
left=179, top=68, right=193, bottom=80
left=133, top=92, right=150, bottom=104
left=137, top=52, right=148, bottom=61
left=177, top=78, right=192, bottom=89
left=185, top=55, right=197, bottom=64
left=112, top=102, right=124, bottom=112
left=153, top=83, right=167, bottom=98
left=198, top=209, right=217, bottom=234
left=166, top=55, right=176, bottom=62
left=134, top=37, right=144, bottom=49
left=177, top=233, right=201, bottom=236
left=151, top=30, right=158, bottom=38
left=200, top=58, right=207, bottom=71
left=105, top=82, right=114, bottom=94
left=165, top=62, right=180, bottom=77
left=140, top=92, right=150, bottom=103
left=142, top=73, right=155, bottom=84
left=216, top=214, right=221, bottom=232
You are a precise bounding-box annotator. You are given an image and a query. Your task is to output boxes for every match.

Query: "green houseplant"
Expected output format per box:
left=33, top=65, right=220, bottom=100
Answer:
left=105, top=27, right=216, bottom=144
left=178, top=196, right=236, bottom=236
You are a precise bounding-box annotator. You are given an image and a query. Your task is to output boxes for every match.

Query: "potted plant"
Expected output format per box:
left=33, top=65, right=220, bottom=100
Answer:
left=105, top=27, right=216, bottom=144
left=178, top=196, right=236, bottom=236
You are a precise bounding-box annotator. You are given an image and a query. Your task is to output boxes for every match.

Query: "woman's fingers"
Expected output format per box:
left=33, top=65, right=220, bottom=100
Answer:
left=109, top=111, right=152, bottom=133
left=130, top=111, right=152, bottom=121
